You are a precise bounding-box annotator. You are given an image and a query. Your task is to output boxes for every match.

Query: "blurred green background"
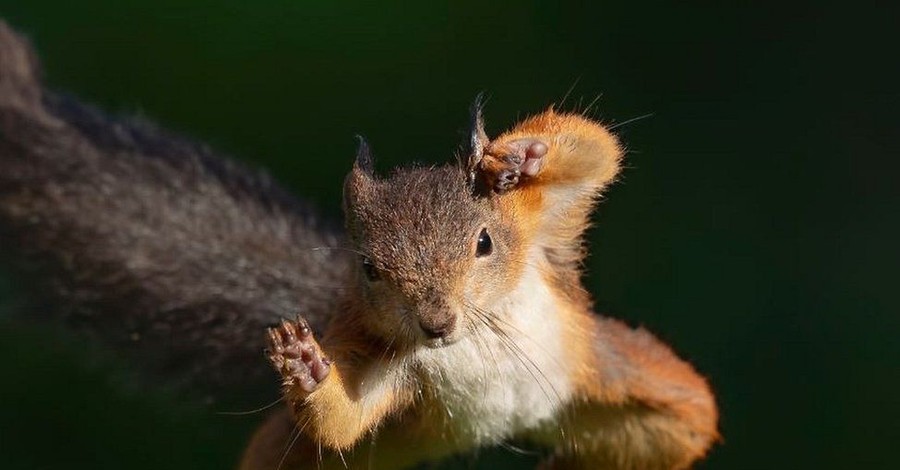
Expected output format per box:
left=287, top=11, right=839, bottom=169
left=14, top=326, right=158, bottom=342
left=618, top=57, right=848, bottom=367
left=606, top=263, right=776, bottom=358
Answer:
left=0, top=1, right=897, bottom=469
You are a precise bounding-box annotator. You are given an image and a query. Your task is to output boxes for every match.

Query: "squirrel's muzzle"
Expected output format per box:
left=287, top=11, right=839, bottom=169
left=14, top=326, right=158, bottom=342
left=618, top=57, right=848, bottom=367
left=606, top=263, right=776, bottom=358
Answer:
left=419, top=315, right=456, bottom=339
left=415, top=295, right=458, bottom=340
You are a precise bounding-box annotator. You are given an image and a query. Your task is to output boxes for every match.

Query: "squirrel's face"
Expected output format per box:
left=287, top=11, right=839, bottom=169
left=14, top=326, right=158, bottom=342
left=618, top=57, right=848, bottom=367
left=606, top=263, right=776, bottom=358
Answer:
left=343, top=157, right=524, bottom=348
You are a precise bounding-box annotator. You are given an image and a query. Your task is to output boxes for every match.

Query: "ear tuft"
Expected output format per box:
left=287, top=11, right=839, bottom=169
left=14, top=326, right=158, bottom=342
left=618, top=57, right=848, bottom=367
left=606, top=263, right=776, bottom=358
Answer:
left=353, top=134, right=375, bottom=176
left=461, top=93, right=490, bottom=191
left=344, top=135, right=375, bottom=219
left=0, top=20, right=44, bottom=110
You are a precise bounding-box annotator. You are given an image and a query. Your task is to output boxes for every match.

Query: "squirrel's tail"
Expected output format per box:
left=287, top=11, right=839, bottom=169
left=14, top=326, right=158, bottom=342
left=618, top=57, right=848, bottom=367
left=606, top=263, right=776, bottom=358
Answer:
left=0, top=20, right=351, bottom=402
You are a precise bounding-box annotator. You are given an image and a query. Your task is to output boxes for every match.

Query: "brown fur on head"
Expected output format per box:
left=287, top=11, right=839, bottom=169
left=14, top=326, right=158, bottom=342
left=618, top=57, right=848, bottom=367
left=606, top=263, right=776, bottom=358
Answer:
left=341, top=104, right=623, bottom=351
left=343, top=139, right=525, bottom=349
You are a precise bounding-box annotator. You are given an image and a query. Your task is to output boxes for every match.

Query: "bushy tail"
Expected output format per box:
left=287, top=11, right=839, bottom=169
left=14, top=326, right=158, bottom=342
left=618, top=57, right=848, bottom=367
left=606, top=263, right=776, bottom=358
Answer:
left=0, top=20, right=351, bottom=403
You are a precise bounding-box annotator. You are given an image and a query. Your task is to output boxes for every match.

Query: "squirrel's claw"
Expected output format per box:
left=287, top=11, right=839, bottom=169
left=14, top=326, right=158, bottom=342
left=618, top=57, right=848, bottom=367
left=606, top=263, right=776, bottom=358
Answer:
left=480, top=138, right=549, bottom=194
left=266, top=316, right=331, bottom=394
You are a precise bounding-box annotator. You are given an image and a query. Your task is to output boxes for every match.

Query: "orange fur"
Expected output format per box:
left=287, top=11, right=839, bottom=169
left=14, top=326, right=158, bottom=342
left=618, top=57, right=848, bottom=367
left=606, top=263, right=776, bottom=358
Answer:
left=284, top=308, right=417, bottom=451
left=241, top=109, right=718, bottom=470
left=486, top=110, right=719, bottom=468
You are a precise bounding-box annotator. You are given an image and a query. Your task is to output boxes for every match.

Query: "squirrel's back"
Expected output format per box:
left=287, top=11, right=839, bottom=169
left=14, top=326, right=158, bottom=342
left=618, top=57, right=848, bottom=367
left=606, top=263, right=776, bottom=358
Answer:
left=0, top=21, right=351, bottom=400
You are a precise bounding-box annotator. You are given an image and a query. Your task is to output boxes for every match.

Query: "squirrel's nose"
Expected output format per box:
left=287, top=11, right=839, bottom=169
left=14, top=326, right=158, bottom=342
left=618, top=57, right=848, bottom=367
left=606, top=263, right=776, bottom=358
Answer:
left=419, top=315, right=456, bottom=339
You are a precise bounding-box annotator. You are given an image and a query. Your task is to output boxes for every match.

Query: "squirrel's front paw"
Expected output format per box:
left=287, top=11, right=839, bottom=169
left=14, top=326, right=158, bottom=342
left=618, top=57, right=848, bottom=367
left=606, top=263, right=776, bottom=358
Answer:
left=480, top=138, right=549, bottom=193
left=266, top=316, right=331, bottom=393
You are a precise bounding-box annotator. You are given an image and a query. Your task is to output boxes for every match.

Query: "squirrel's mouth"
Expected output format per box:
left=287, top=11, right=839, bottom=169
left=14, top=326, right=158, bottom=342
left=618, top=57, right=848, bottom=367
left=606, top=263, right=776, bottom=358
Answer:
left=417, top=318, right=463, bottom=348
left=421, top=334, right=462, bottom=349
left=415, top=311, right=459, bottom=347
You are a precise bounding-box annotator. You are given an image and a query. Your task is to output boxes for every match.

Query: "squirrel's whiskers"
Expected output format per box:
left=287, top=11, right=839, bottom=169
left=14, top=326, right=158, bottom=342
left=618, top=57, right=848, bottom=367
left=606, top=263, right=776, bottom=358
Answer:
left=0, top=19, right=719, bottom=470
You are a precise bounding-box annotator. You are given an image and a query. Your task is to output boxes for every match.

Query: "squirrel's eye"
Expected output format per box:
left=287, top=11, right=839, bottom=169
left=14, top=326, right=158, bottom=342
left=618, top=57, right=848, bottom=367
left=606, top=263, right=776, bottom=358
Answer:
left=362, top=258, right=380, bottom=281
left=476, top=228, right=493, bottom=257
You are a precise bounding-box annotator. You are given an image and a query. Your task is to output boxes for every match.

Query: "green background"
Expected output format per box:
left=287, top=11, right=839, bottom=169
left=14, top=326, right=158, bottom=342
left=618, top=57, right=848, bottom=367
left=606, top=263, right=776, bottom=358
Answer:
left=0, top=1, right=896, bottom=469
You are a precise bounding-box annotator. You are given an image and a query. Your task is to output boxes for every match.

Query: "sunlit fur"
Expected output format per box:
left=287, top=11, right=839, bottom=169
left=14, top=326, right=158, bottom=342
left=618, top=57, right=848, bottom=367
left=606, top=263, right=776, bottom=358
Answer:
left=241, top=110, right=719, bottom=469
left=0, top=20, right=717, bottom=470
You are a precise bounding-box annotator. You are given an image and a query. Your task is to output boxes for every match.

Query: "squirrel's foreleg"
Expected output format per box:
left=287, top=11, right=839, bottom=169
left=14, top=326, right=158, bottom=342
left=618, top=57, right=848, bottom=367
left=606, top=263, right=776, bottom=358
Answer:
left=482, top=111, right=620, bottom=213
left=264, top=316, right=414, bottom=453
left=478, top=110, right=622, bottom=268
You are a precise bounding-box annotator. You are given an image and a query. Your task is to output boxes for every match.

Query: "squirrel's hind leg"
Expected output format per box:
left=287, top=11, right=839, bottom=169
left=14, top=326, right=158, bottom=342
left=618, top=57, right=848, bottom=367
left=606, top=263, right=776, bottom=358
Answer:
left=528, top=317, right=719, bottom=470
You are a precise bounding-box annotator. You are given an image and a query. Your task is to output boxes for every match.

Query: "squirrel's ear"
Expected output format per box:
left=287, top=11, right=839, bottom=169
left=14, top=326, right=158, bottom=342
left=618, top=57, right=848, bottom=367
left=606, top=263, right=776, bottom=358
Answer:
left=353, top=135, right=375, bottom=177
left=343, top=135, right=375, bottom=212
left=460, top=94, right=490, bottom=190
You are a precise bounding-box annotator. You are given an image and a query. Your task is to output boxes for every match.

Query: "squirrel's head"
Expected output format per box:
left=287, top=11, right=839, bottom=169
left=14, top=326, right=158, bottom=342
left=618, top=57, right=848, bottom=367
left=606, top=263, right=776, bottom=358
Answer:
left=342, top=105, right=527, bottom=349
left=341, top=101, right=621, bottom=349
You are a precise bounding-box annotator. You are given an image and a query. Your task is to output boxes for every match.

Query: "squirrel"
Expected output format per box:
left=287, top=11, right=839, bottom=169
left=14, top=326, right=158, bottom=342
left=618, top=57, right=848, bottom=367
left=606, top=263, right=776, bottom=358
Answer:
left=0, top=20, right=719, bottom=470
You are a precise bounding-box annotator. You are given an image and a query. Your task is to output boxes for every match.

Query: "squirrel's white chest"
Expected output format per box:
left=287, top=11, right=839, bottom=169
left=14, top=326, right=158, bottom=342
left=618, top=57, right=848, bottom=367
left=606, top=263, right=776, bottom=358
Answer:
left=414, top=269, right=573, bottom=444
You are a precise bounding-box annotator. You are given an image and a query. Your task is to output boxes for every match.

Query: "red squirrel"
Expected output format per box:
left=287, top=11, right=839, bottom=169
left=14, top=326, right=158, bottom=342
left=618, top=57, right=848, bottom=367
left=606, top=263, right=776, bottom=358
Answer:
left=0, top=20, right=718, bottom=469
